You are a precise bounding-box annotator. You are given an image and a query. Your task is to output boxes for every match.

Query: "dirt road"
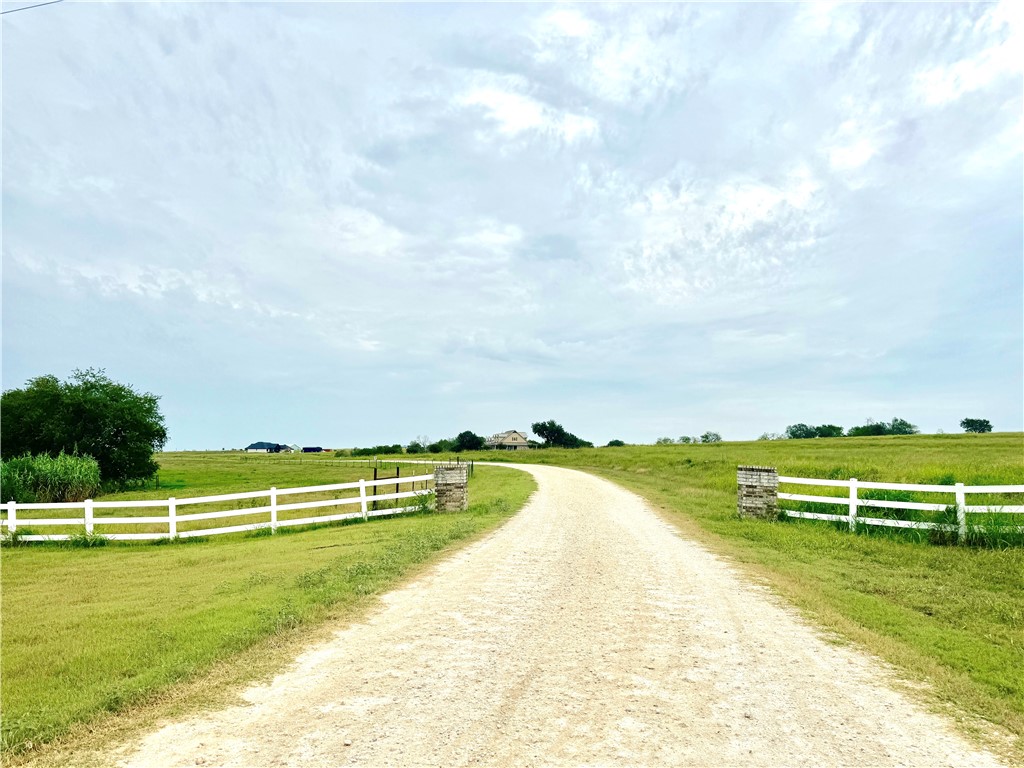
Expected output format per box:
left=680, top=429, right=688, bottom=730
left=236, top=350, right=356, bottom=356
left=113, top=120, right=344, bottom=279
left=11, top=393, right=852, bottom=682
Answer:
left=117, top=464, right=1004, bottom=767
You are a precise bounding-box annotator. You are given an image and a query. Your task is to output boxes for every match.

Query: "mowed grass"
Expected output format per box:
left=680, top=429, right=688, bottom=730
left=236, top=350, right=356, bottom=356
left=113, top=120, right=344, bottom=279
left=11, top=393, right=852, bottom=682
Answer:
left=468, top=433, right=1024, bottom=756
left=0, top=456, right=535, bottom=757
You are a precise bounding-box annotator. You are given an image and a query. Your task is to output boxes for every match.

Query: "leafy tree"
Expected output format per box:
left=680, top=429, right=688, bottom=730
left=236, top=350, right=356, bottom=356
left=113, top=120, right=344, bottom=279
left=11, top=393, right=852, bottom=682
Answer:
left=847, top=417, right=918, bottom=437
left=847, top=419, right=888, bottom=437
left=452, top=430, right=485, bottom=452
left=700, top=431, right=722, bottom=443
left=757, top=432, right=783, bottom=441
left=677, top=436, right=693, bottom=444
left=406, top=441, right=426, bottom=454
left=654, top=437, right=675, bottom=445
left=530, top=420, right=593, bottom=449
left=785, top=423, right=817, bottom=440
left=960, top=418, right=992, bottom=434
left=428, top=439, right=454, bottom=453
left=888, top=417, right=918, bottom=435
left=606, top=439, right=625, bottom=447
left=814, top=424, right=844, bottom=438
left=1, top=369, right=167, bottom=487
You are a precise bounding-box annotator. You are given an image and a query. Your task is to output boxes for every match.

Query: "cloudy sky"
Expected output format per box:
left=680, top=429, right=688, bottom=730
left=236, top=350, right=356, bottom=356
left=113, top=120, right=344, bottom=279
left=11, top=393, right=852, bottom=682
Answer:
left=3, top=2, right=1021, bottom=449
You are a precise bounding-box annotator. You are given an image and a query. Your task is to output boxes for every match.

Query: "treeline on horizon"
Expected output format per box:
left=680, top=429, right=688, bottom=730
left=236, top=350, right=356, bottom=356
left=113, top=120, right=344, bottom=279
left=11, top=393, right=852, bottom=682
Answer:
left=756, top=416, right=993, bottom=441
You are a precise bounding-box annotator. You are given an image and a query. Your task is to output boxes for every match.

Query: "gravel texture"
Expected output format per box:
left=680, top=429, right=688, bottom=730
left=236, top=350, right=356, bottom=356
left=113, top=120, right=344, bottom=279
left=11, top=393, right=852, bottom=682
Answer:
left=116, top=464, right=1004, bottom=767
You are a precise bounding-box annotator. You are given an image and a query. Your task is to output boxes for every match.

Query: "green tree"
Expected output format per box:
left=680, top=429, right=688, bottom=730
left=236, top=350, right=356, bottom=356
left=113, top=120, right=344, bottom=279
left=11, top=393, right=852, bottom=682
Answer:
left=1, top=369, right=167, bottom=487
left=814, top=424, right=844, bottom=438
left=785, top=423, right=817, bottom=440
left=606, top=439, right=625, bottom=447
left=960, top=418, right=992, bottom=433
left=888, top=417, right=919, bottom=435
left=530, top=420, right=593, bottom=449
left=654, top=437, right=675, bottom=445
left=406, top=440, right=426, bottom=454
left=700, top=431, right=722, bottom=443
left=452, top=430, right=485, bottom=452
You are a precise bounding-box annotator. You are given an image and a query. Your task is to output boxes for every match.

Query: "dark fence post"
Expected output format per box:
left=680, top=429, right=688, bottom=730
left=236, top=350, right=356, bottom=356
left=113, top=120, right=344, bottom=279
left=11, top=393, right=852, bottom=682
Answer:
left=737, top=466, right=779, bottom=520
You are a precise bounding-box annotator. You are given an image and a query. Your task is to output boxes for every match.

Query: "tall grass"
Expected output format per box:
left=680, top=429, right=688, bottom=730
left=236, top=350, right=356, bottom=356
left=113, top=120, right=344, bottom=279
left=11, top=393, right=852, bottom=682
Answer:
left=0, top=453, right=101, bottom=503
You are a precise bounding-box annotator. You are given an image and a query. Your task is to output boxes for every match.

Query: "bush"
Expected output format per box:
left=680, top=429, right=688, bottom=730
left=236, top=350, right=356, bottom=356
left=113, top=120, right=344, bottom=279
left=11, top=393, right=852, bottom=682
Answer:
left=351, top=444, right=403, bottom=457
left=1, top=369, right=167, bottom=487
left=0, top=453, right=101, bottom=503
left=606, top=439, right=626, bottom=447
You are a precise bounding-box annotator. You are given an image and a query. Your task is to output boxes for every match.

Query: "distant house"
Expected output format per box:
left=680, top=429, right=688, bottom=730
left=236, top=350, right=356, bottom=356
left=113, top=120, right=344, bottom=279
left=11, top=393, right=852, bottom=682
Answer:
left=246, top=442, right=284, bottom=453
left=288, top=444, right=301, bottom=453
left=484, top=430, right=531, bottom=450
left=302, top=446, right=323, bottom=453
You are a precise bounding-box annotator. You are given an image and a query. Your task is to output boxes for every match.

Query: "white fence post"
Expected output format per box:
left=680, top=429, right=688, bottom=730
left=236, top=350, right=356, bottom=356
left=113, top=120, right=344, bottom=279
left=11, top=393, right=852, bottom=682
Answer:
left=359, top=478, right=368, bottom=521
left=955, top=482, right=967, bottom=543
left=7, top=501, right=16, bottom=533
left=168, top=497, right=177, bottom=537
left=85, top=499, right=94, bottom=534
left=848, top=479, right=858, bottom=533
left=270, top=487, right=278, bottom=533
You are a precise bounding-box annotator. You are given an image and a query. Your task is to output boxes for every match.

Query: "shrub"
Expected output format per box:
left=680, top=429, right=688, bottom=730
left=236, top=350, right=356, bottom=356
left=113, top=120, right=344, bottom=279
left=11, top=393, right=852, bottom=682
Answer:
left=606, top=439, right=626, bottom=447
left=1, top=369, right=167, bottom=487
left=1, top=452, right=101, bottom=503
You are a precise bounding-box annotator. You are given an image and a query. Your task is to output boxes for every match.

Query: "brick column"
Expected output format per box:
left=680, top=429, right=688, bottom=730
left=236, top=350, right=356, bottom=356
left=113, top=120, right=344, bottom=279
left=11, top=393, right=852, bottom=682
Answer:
left=737, top=466, right=779, bottom=520
left=434, top=465, right=469, bottom=512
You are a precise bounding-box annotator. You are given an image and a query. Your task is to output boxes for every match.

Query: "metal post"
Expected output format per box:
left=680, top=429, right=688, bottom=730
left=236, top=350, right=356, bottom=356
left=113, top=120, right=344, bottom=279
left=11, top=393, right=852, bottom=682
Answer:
left=848, top=479, right=858, bottom=533
left=168, top=497, right=177, bottom=537
left=270, top=487, right=278, bottom=533
left=85, top=499, right=94, bottom=534
left=955, top=482, right=967, bottom=543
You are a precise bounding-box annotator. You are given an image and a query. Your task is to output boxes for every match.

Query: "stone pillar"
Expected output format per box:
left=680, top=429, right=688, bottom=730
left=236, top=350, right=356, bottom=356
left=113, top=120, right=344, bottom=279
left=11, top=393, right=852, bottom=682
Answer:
left=737, top=466, right=779, bottom=520
left=434, top=465, right=469, bottom=512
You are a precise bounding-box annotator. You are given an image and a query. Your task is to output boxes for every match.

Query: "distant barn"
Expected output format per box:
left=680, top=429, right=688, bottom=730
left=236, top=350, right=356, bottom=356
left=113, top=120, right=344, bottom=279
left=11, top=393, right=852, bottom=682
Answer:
left=302, top=446, right=323, bottom=453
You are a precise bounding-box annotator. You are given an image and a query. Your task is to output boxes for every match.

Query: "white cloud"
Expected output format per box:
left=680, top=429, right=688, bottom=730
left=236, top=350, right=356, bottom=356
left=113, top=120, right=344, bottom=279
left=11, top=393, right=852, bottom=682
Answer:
left=457, top=74, right=599, bottom=144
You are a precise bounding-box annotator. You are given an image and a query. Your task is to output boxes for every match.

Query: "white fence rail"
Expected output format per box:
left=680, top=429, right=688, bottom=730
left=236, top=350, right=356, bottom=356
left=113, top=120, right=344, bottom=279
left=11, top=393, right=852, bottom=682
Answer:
left=778, top=476, right=1024, bottom=540
left=0, top=474, right=436, bottom=543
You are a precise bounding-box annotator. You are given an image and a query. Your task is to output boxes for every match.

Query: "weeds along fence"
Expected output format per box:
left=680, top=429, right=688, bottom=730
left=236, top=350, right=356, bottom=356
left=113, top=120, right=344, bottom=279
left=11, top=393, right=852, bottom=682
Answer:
left=777, top=475, right=1024, bottom=543
left=0, top=473, right=437, bottom=543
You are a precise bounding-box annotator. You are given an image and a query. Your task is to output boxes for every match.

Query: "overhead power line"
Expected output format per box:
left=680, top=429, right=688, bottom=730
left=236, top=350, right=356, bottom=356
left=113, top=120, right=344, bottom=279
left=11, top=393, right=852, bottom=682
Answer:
left=1, top=0, right=65, bottom=16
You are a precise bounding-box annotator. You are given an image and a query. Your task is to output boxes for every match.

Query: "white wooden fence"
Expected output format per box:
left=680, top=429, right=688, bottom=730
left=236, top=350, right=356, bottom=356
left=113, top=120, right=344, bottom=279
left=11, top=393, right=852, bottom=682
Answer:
left=778, top=476, right=1024, bottom=540
left=0, top=474, right=436, bottom=543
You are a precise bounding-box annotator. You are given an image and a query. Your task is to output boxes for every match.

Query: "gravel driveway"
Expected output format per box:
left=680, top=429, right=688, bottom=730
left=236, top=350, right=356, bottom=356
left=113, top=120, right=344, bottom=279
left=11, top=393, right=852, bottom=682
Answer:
left=117, top=464, right=1004, bottom=767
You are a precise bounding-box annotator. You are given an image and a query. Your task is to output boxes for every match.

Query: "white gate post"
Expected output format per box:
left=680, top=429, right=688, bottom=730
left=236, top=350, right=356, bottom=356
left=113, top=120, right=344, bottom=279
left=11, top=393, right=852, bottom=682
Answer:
left=848, top=479, right=858, bottom=533
left=955, top=482, right=967, bottom=543
left=168, top=497, right=177, bottom=538
left=7, top=501, right=16, bottom=534
left=270, top=487, right=278, bottom=533
left=85, top=499, right=94, bottom=534
left=359, top=478, right=368, bottom=521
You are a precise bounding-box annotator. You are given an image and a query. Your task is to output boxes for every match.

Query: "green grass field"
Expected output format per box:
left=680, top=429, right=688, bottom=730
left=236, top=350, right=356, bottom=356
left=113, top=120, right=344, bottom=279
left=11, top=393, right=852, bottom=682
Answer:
left=0, top=456, right=535, bottom=758
left=3, top=437, right=1022, bottom=761
left=455, top=433, right=1024, bottom=757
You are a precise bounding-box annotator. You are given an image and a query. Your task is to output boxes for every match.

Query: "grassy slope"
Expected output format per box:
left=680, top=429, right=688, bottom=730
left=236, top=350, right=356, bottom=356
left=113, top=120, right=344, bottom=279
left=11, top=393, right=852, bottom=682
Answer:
left=462, top=433, right=1024, bottom=756
left=0, top=456, right=535, bottom=757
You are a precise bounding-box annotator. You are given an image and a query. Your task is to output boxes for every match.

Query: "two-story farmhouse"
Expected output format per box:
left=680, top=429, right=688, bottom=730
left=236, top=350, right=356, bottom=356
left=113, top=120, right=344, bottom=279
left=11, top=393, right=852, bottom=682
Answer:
left=484, top=430, right=530, bottom=450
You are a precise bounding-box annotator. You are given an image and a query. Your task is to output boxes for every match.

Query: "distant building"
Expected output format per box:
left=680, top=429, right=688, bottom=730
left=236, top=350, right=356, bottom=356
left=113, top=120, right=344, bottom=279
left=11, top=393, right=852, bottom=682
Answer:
left=302, top=446, right=323, bottom=453
left=288, top=444, right=301, bottom=453
left=484, top=430, right=530, bottom=450
left=246, top=442, right=284, bottom=453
